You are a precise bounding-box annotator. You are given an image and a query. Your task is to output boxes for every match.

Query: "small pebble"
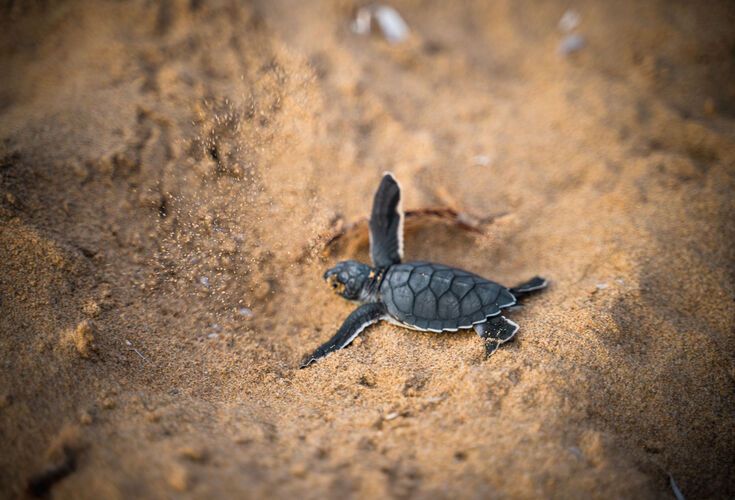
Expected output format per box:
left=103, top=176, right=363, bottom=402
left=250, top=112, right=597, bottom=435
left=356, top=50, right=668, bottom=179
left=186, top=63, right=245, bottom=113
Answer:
left=64, top=320, right=95, bottom=358
left=385, top=412, right=399, bottom=420
left=595, top=283, right=608, bottom=290
left=167, top=464, right=189, bottom=492
left=237, top=307, right=254, bottom=318
left=253, top=281, right=271, bottom=300
left=558, top=34, right=585, bottom=56
left=374, top=6, right=409, bottom=44
left=352, top=5, right=409, bottom=44
left=199, top=276, right=210, bottom=288
left=558, top=9, right=581, bottom=33
left=290, top=463, right=307, bottom=478
left=178, top=445, right=207, bottom=463
left=145, top=411, right=161, bottom=423
left=358, top=372, right=376, bottom=387
left=207, top=333, right=219, bottom=339
left=351, top=7, right=372, bottom=35
left=472, top=155, right=491, bottom=167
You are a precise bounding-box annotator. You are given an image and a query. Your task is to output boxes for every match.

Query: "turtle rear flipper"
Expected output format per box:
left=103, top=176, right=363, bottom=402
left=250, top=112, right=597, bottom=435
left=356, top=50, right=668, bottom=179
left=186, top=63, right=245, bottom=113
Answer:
left=300, top=302, right=385, bottom=368
left=510, top=276, right=548, bottom=297
left=475, top=315, right=519, bottom=357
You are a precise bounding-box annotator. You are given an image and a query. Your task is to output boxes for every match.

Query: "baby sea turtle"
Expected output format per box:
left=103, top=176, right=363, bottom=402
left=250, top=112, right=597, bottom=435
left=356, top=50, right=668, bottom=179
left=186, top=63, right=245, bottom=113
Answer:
left=301, top=173, right=547, bottom=368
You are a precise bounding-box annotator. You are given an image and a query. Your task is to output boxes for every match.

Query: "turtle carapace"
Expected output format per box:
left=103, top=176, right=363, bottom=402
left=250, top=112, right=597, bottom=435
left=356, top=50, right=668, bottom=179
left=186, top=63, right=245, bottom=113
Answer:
left=301, top=173, right=547, bottom=368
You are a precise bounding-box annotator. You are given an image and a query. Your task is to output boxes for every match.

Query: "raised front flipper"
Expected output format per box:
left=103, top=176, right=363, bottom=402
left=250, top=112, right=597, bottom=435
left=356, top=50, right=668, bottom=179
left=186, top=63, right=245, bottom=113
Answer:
left=300, top=302, right=386, bottom=368
left=369, top=173, right=404, bottom=268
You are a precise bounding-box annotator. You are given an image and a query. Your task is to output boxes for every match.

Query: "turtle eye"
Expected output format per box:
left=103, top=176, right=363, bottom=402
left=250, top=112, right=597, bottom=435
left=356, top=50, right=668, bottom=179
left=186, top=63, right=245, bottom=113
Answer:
left=327, top=274, right=339, bottom=289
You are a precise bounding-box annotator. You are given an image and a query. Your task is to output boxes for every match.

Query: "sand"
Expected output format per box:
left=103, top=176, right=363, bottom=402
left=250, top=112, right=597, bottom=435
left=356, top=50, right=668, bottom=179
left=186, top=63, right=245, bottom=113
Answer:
left=1, top=0, right=734, bottom=498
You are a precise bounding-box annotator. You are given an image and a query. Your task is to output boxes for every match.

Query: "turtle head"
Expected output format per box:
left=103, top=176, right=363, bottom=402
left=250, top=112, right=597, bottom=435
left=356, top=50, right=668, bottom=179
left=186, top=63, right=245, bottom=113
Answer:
left=324, top=260, right=372, bottom=301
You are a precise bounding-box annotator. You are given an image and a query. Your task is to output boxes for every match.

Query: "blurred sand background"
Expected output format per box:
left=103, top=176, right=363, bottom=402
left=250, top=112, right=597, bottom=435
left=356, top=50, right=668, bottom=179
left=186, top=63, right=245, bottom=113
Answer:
left=1, top=0, right=734, bottom=498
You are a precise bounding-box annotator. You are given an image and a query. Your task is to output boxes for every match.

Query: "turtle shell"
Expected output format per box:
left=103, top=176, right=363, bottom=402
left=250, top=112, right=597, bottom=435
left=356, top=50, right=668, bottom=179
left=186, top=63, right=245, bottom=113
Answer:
left=379, top=261, right=516, bottom=332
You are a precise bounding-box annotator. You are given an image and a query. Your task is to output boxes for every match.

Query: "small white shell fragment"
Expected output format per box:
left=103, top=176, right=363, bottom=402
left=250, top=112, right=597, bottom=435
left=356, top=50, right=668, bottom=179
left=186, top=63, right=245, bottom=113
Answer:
left=351, top=7, right=372, bottom=35
left=373, top=6, right=409, bottom=44
left=558, top=9, right=581, bottom=33
left=472, top=155, right=491, bottom=167
left=352, top=4, right=409, bottom=44
left=384, top=412, right=400, bottom=420
left=595, top=283, right=608, bottom=290
left=199, top=276, right=210, bottom=287
left=207, top=333, right=219, bottom=339
left=238, top=307, right=254, bottom=318
left=558, top=34, right=586, bottom=56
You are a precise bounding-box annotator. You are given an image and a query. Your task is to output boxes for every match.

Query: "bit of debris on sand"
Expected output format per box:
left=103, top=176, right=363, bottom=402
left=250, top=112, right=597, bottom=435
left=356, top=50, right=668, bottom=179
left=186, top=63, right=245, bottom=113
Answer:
left=61, top=320, right=96, bottom=359
left=352, top=4, right=409, bottom=44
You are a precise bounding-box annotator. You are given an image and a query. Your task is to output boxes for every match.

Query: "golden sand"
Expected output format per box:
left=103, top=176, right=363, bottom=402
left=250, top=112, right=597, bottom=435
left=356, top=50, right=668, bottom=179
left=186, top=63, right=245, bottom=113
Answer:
left=1, top=1, right=733, bottom=497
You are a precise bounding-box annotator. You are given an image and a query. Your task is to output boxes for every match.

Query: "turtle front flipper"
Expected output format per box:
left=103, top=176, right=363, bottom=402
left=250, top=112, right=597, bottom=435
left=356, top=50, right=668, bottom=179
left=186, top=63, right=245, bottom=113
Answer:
left=474, top=316, right=519, bottom=357
left=300, top=303, right=386, bottom=368
left=369, top=173, right=404, bottom=268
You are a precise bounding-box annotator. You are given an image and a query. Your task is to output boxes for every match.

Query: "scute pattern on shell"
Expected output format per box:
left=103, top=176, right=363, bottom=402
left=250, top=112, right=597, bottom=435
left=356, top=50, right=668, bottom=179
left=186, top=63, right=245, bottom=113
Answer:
left=380, top=261, right=516, bottom=332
